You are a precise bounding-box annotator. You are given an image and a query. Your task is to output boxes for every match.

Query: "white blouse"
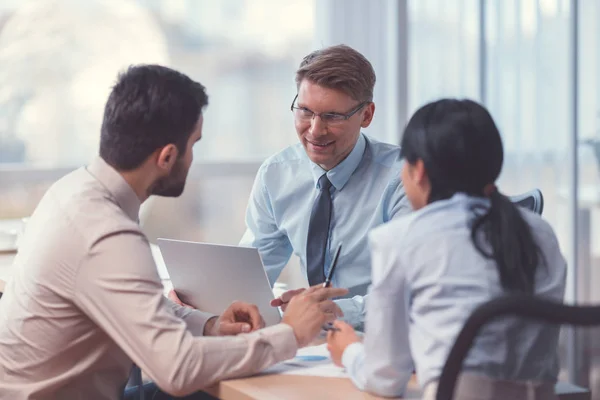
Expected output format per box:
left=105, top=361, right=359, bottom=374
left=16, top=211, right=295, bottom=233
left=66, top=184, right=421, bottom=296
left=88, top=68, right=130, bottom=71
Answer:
left=341, top=193, right=567, bottom=397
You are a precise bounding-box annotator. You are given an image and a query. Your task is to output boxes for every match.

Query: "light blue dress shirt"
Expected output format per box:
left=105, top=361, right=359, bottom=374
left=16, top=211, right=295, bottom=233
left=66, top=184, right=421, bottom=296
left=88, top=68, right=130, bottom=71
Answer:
left=239, top=134, right=409, bottom=325
left=342, top=193, right=567, bottom=397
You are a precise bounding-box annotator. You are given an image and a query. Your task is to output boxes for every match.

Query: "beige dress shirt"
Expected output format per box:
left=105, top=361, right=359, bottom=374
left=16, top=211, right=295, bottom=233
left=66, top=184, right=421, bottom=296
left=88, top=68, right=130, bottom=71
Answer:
left=0, top=157, right=297, bottom=400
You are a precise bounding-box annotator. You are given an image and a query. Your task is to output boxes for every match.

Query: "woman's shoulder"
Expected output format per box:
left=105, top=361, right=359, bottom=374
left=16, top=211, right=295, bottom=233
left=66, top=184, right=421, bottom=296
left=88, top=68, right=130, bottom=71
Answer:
left=371, top=195, right=480, bottom=248
left=519, top=208, right=560, bottom=245
left=369, top=209, right=420, bottom=250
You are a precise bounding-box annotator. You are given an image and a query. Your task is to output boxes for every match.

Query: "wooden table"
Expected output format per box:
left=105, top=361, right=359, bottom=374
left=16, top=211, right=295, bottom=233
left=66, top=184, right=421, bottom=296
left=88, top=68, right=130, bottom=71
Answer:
left=204, top=375, right=590, bottom=400
left=204, top=374, right=422, bottom=400
left=201, top=334, right=419, bottom=400
left=202, top=336, right=588, bottom=400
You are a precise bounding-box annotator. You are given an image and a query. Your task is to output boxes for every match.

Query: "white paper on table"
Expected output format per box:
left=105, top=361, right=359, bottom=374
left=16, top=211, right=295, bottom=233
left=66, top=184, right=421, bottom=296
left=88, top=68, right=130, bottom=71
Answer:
left=261, top=344, right=347, bottom=378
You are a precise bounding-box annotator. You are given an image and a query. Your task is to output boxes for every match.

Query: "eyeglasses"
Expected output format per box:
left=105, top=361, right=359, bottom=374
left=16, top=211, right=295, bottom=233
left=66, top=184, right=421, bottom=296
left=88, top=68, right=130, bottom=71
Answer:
left=290, top=94, right=369, bottom=125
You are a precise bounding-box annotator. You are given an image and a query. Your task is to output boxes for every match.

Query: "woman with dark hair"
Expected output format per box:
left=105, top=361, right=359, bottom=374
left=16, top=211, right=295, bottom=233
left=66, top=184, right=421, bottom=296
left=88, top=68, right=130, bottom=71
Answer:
left=327, top=99, right=567, bottom=399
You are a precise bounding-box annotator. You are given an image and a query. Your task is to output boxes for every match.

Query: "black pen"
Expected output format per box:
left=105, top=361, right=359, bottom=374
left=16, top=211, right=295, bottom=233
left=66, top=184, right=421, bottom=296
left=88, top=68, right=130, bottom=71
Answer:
left=323, top=243, right=342, bottom=288
left=322, top=243, right=343, bottom=332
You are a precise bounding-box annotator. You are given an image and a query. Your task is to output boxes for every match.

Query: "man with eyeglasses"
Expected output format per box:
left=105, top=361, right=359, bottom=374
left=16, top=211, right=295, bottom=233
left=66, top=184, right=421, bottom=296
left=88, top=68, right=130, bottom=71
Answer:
left=240, top=44, right=409, bottom=328
left=169, top=45, right=410, bottom=328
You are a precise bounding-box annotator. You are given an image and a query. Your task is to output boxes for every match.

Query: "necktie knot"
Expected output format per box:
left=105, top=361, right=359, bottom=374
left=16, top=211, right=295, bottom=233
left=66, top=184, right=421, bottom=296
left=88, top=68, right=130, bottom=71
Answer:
left=318, top=174, right=332, bottom=191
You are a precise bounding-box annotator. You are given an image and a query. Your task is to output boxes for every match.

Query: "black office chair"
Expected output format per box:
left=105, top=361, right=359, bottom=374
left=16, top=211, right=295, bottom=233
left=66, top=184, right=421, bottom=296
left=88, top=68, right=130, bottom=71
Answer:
left=509, top=189, right=544, bottom=215
left=436, top=295, right=598, bottom=400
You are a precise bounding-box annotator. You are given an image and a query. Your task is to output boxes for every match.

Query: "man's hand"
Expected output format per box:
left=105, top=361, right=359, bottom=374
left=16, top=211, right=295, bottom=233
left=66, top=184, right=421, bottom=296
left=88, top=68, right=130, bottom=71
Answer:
left=281, top=284, right=349, bottom=347
left=204, top=301, right=266, bottom=336
left=168, top=289, right=194, bottom=308
left=326, top=320, right=360, bottom=366
left=270, top=288, right=306, bottom=311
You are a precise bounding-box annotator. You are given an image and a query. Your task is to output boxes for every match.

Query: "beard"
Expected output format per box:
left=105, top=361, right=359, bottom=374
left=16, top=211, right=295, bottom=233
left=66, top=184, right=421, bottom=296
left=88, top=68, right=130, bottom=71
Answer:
left=151, top=158, right=189, bottom=197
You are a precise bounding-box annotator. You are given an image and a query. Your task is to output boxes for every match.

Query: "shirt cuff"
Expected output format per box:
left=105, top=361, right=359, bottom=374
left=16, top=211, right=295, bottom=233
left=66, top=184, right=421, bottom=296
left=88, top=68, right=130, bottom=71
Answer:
left=165, top=298, right=216, bottom=336
left=342, top=342, right=365, bottom=371
left=183, top=310, right=217, bottom=336
left=336, top=296, right=366, bottom=328
left=342, top=342, right=366, bottom=391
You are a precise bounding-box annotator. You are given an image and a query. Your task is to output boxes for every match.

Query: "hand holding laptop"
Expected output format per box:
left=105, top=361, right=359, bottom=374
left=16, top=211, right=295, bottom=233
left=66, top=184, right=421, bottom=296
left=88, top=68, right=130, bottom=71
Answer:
left=169, top=289, right=193, bottom=308
left=203, top=301, right=266, bottom=336
left=172, top=283, right=347, bottom=344
left=168, top=290, right=266, bottom=336
left=159, top=238, right=348, bottom=344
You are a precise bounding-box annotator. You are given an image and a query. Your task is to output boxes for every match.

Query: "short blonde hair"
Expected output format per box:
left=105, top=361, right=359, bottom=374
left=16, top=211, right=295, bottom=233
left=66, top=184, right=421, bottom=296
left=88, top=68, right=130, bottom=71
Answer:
left=295, top=44, right=376, bottom=102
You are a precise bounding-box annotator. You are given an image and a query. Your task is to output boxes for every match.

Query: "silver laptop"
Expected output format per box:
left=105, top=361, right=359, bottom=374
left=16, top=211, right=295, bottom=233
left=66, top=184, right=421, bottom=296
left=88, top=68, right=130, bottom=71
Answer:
left=157, top=238, right=282, bottom=326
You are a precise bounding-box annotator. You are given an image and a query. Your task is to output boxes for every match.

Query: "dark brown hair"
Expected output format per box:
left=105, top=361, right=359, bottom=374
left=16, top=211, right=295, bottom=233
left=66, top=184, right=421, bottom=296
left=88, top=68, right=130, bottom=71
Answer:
left=401, top=98, right=543, bottom=293
left=100, top=65, right=208, bottom=171
left=295, top=44, right=376, bottom=102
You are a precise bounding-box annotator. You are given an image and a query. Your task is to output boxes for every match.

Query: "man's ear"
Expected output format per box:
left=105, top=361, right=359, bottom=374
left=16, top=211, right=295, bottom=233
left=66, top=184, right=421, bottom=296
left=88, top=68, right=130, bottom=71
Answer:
left=156, top=144, right=179, bottom=173
left=360, top=102, right=375, bottom=128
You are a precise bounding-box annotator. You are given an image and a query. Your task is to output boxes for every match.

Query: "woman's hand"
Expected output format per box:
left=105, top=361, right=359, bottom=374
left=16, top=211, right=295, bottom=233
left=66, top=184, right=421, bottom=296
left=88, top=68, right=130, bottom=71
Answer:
left=326, top=320, right=360, bottom=366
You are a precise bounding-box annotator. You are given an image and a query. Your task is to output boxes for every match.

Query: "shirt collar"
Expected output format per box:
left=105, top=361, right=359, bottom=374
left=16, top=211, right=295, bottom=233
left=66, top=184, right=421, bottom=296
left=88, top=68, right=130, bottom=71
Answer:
left=310, top=133, right=367, bottom=191
left=86, top=157, right=141, bottom=222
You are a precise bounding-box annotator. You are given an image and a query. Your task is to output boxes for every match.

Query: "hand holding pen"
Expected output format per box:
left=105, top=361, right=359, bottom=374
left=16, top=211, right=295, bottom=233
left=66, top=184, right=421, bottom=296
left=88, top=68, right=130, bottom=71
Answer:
left=322, top=243, right=343, bottom=332
left=271, top=242, right=345, bottom=319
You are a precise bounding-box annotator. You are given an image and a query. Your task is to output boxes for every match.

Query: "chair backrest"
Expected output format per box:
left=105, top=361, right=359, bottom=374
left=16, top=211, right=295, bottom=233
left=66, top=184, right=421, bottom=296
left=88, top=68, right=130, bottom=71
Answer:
left=509, top=189, right=544, bottom=215
left=436, top=295, right=600, bottom=400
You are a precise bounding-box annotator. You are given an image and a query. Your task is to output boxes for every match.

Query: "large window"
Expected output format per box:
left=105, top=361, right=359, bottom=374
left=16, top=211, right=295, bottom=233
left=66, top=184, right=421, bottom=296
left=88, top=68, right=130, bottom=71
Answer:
left=0, top=0, right=313, bottom=166
left=408, top=0, right=480, bottom=109
left=0, top=0, right=315, bottom=225
left=409, top=0, right=573, bottom=256
left=409, top=0, right=600, bottom=389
